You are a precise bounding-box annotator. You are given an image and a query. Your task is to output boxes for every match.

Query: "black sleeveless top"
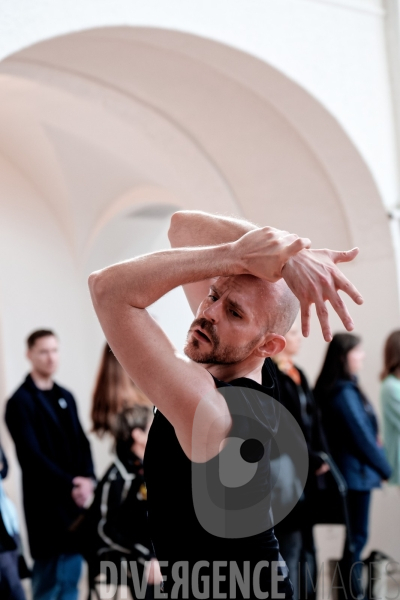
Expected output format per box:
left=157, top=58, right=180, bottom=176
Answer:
left=144, top=359, right=292, bottom=598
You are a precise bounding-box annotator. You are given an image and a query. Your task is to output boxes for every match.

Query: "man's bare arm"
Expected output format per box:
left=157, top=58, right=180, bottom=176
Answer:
left=168, top=211, right=364, bottom=341
left=168, top=211, right=258, bottom=314
left=169, top=211, right=258, bottom=247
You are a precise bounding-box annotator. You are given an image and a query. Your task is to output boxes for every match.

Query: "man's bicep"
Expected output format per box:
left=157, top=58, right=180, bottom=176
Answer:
left=100, top=305, right=218, bottom=424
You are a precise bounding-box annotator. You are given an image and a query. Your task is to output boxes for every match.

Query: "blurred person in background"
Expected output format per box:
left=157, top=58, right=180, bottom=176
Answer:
left=314, top=333, right=391, bottom=585
left=263, top=321, right=330, bottom=600
left=0, top=441, right=26, bottom=600
left=91, top=343, right=151, bottom=437
left=75, top=343, right=160, bottom=597
left=380, top=330, right=400, bottom=485
left=5, top=329, right=95, bottom=600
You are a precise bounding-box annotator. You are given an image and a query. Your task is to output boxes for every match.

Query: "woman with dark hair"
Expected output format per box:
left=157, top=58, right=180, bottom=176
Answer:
left=92, top=343, right=151, bottom=437
left=314, top=333, right=391, bottom=577
left=380, top=330, right=400, bottom=485
left=76, top=344, right=160, bottom=598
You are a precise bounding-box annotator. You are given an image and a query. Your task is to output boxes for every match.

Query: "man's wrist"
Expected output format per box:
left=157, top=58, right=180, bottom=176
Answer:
left=219, top=241, right=246, bottom=277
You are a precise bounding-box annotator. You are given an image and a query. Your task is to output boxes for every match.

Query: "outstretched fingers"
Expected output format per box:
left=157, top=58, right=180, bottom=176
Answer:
left=315, top=300, right=332, bottom=342
left=300, top=302, right=311, bottom=338
left=327, top=288, right=354, bottom=332
left=331, top=247, right=359, bottom=265
left=335, top=271, right=363, bottom=305
left=284, top=246, right=363, bottom=342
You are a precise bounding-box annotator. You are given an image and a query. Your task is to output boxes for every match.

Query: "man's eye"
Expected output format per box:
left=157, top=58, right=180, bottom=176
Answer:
left=230, top=310, right=241, bottom=318
left=208, top=295, right=217, bottom=301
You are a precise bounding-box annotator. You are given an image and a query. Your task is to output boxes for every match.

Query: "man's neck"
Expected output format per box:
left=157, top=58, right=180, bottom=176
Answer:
left=30, top=371, right=53, bottom=391
left=204, top=360, right=264, bottom=384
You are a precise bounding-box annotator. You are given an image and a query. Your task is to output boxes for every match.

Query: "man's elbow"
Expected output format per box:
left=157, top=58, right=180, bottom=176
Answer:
left=88, top=270, right=110, bottom=306
left=168, top=210, right=202, bottom=246
left=168, top=211, right=186, bottom=246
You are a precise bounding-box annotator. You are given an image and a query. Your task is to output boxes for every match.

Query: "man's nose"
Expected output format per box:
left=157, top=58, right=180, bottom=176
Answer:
left=202, top=299, right=222, bottom=323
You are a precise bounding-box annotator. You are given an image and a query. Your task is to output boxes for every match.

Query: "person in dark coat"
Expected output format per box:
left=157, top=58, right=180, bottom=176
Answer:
left=0, top=442, right=27, bottom=600
left=5, top=329, right=95, bottom=600
left=314, top=333, right=392, bottom=590
left=74, top=403, right=161, bottom=598
left=263, top=322, right=330, bottom=600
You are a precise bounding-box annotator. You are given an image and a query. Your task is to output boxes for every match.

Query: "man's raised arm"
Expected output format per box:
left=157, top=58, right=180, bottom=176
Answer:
left=168, top=211, right=363, bottom=341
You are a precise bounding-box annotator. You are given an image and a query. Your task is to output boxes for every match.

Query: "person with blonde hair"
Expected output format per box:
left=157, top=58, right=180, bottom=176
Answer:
left=380, top=330, right=400, bottom=485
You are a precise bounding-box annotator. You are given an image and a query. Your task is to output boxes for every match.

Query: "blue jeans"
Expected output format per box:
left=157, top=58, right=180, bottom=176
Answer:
left=345, top=490, right=371, bottom=563
left=340, top=489, right=371, bottom=599
left=32, top=554, right=82, bottom=600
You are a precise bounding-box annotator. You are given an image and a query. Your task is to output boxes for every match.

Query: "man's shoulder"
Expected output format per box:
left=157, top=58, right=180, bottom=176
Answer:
left=334, top=379, right=358, bottom=394
left=5, top=380, right=35, bottom=424
left=7, top=376, right=33, bottom=404
left=7, top=376, right=74, bottom=407
left=381, top=375, right=400, bottom=395
left=53, top=381, right=74, bottom=400
left=332, top=380, right=362, bottom=408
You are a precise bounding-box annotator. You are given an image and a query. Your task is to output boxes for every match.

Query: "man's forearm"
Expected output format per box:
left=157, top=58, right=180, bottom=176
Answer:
left=89, top=243, right=241, bottom=310
left=168, top=211, right=258, bottom=249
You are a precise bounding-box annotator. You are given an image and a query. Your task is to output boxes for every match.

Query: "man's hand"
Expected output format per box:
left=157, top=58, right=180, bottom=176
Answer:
left=146, top=559, right=163, bottom=585
left=72, top=476, right=95, bottom=508
left=315, top=463, right=330, bottom=476
left=233, top=226, right=311, bottom=282
left=167, top=212, right=363, bottom=342
left=282, top=247, right=363, bottom=342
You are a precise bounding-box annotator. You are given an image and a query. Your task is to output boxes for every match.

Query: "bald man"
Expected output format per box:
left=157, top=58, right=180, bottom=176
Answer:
left=89, top=211, right=362, bottom=599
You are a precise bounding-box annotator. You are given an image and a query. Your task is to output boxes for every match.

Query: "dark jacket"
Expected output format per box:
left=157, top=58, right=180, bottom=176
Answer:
left=274, top=365, right=329, bottom=473
left=264, top=362, right=329, bottom=532
left=73, top=445, right=154, bottom=583
left=319, top=379, right=392, bottom=491
left=5, top=374, right=95, bottom=558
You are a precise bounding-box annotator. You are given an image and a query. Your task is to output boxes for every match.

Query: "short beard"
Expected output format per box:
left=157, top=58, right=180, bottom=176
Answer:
left=184, top=317, right=261, bottom=365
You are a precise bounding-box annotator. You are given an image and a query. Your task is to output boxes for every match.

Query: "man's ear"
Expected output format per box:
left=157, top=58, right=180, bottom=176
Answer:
left=254, top=334, right=286, bottom=358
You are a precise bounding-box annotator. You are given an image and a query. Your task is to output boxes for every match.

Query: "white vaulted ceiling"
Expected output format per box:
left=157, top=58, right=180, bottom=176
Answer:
left=0, top=26, right=390, bottom=267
